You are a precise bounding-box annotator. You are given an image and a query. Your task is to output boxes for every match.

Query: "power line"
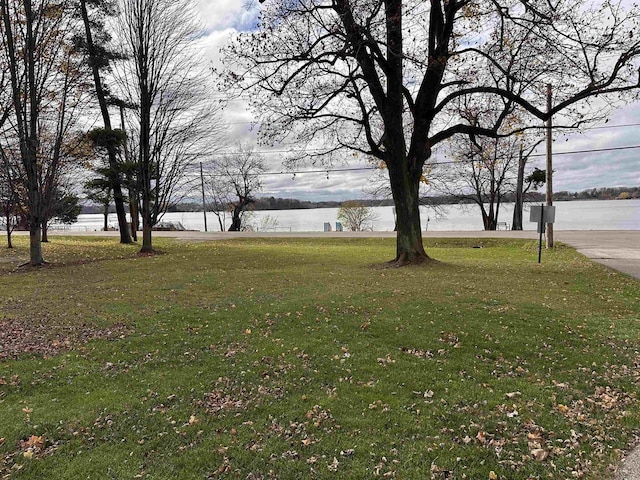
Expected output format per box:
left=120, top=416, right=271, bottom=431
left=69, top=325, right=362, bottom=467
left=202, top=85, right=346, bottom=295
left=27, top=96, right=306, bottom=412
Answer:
left=530, top=143, right=640, bottom=157
left=192, top=141, right=640, bottom=160
left=223, top=119, right=640, bottom=130
left=188, top=142, right=640, bottom=179
left=582, top=122, right=640, bottom=131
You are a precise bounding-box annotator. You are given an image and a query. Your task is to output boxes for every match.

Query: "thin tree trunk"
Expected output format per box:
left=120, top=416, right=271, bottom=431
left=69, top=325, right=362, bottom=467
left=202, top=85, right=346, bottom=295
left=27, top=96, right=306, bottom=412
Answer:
left=41, top=222, right=48, bottom=242
left=120, top=105, right=138, bottom=242
left=129, top=198, right=138, bottom=240
left=103, top=206, right=109, bottom=231
left=5, top=215, right=12, bottom=248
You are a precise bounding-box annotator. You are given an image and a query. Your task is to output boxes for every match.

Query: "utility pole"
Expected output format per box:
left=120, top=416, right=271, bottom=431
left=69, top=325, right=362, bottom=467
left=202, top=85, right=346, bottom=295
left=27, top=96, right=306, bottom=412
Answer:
left=200, top=162, right=208, bottom=232
left=545, top=84, right=554, bottom=248
left=512, top=143, right=525, bottom=230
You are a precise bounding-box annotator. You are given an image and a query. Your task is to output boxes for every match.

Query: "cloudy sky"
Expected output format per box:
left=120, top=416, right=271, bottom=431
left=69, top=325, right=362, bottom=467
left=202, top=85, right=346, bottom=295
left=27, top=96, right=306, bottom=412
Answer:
left=194, top=1, right=640, bottom=202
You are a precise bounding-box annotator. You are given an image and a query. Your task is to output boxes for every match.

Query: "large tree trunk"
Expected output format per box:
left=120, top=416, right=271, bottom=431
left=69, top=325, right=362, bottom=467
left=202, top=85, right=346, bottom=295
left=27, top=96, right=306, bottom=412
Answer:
left=29, top=224, right=44, bottom=265
left=388, top=162, right=430, bottom=265
left=140, top=188, right=153, bottom=253
left=141, top=217, right=153, bottom=253
left=111, top=177, right=131, bottom=244
left=229, top=208, right=242, bottom=231
left=229, top=199, right=252, bottom=232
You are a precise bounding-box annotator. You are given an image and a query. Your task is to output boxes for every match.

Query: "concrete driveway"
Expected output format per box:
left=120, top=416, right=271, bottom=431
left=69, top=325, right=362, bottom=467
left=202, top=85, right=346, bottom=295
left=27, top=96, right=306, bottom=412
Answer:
left=554, top=231, right=640, bottom=280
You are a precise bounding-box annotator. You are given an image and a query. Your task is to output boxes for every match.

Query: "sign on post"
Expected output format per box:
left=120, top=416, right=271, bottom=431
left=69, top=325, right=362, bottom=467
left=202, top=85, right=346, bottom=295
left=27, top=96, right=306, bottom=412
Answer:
left=530, top=205, right=556, bottom=263
left=530, top=205, right=556, bottom=224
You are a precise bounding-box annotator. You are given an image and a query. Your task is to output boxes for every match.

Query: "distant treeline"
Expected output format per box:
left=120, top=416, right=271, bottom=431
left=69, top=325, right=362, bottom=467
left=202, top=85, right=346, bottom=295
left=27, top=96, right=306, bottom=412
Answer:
left=81, top=186, right=639, bottom=214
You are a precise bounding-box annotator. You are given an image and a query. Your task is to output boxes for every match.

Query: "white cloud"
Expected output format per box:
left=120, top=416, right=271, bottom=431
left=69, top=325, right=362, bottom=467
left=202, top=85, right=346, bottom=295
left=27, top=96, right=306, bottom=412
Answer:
left=196, top=1, right=259, bottom=31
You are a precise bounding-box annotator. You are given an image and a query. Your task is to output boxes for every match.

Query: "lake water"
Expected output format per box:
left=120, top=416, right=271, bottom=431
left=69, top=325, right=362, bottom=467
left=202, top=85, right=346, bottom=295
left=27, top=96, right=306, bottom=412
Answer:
left=65, top=199, right=640, bottom=232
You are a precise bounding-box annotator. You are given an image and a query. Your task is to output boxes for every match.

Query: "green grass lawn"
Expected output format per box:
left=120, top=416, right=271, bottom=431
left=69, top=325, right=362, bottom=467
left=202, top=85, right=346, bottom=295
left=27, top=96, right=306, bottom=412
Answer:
left=0, top=236, right=639, bottom=479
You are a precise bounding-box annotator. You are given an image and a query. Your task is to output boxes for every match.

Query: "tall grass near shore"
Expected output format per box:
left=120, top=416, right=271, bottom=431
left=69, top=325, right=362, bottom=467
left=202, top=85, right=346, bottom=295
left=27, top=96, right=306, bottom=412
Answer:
left=0, top=237, right=638, bottom=479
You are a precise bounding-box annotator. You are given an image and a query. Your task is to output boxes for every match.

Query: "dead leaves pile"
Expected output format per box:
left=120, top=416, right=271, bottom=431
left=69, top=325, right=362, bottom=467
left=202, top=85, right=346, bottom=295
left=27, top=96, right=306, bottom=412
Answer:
left=197, top=376, right=285, bottom=417
left=0, top=317, right=129, bottom=360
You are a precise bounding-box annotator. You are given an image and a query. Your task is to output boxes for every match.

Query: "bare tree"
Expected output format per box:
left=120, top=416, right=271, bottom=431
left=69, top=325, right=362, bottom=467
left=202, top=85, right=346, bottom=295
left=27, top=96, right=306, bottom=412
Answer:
left=205, top=173, right=232, bottom=232
left=117, top=0, right=224, bottom=252
left=0, top=150, right=20, bottom=247
left=442, top=133, right=533, bottom=230
left=39, top=133, right=88, bottom=242
left=226, top=0, right=640, bottom=265
left=207, top=145, right=266, bottom=232
left=338, top=201, right=379, bottom=231
left=0, top=0, right=89, bottom=265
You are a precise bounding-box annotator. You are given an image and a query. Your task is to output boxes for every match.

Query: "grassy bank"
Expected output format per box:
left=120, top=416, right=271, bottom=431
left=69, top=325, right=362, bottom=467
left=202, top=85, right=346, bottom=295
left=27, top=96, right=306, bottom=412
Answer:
left=0, top=236, right=639, bottom=479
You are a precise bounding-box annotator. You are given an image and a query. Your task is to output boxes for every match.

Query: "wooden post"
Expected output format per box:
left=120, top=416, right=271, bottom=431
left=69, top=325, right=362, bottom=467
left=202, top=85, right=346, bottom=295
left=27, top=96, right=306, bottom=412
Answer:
left=512, top=143, right=525, bottom=230
left=545, top=84, right=554, bottom=248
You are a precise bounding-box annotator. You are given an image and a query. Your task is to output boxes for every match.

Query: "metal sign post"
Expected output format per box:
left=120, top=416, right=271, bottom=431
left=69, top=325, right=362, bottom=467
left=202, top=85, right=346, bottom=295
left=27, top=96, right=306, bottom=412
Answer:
left=530, top=204, right=556, bottom=263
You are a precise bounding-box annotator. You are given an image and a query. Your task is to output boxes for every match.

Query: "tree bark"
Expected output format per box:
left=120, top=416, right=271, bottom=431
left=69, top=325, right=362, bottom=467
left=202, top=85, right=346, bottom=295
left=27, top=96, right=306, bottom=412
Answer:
left=103, top=206, right=109, bottom=231
left=140, top=217, right=153, bottom=253
left=228, top=198, right=253, bottom=231
left=387, top=161, right=430, bottom=265
left=29, top=224, right=43, bottom=265
left=111, top=170, right=132, bottom=243
left=6, top=220, right=12, bottom=248
left=229, top=207, right=242, bottom=231
left=129, top=198, right=138, bottom=240
left=512, top=146, right=525, bottom=230
left=139, top=164, right=153, bottom=253
left=41, top=222, right=48, bottom=242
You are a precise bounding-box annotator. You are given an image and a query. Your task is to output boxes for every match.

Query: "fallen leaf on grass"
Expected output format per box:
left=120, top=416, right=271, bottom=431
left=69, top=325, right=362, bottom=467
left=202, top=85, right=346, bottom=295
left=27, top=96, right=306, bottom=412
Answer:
left=21, top=435, right=44, bottom=450
left=530, top=448, right=549, bottom=461
left=188, top=415, right=200, bottom=426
